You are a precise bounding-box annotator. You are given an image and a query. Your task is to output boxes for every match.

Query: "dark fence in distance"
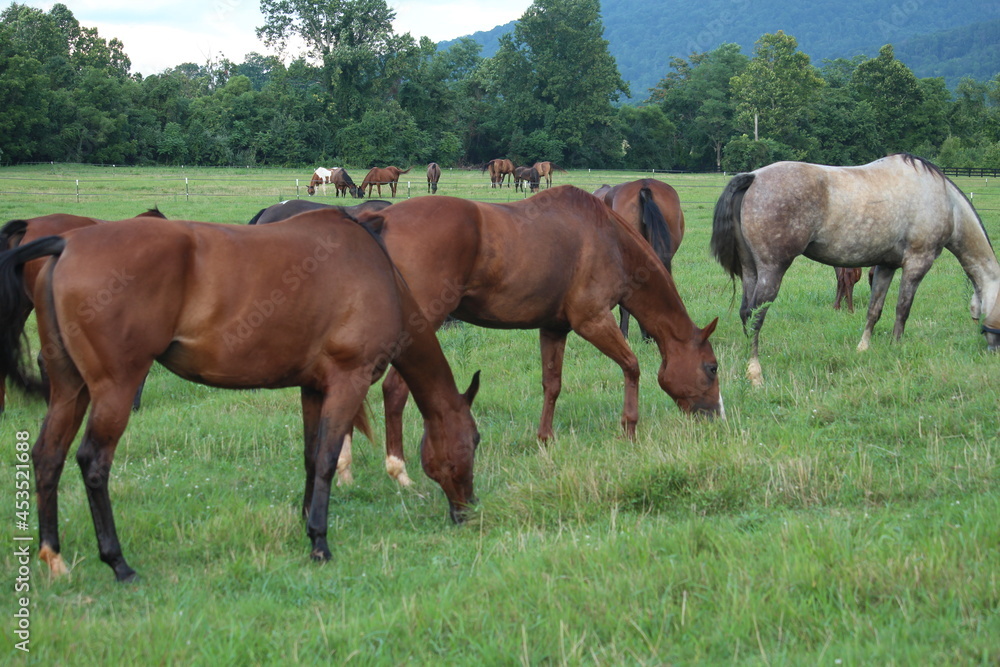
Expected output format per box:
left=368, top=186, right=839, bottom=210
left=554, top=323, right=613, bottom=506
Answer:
left=942, top=167, right=1000, bottom=178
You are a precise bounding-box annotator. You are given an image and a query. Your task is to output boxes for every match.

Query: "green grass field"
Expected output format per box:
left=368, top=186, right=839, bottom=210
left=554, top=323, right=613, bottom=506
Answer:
left=0, top=164, right=998, bottom=664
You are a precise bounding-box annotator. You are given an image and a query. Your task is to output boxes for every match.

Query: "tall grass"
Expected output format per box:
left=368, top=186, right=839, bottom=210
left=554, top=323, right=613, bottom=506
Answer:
left=0, top=164, right=997, bottom=663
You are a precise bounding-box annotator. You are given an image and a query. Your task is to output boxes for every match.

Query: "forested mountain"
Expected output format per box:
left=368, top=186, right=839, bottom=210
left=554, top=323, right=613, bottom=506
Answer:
left=439, top=0, right=1000, bottom=98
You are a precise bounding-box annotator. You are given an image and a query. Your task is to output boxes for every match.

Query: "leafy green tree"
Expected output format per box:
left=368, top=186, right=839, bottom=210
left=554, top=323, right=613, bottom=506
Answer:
left=257, top=0, right=418, bottom=120
left=651, top=43, right=748, bottom=170
left=730, top=31, right=823, bottom=146
left=851, top=44, right=924, bottom=152
left=489, top=0, right=628, bottom=165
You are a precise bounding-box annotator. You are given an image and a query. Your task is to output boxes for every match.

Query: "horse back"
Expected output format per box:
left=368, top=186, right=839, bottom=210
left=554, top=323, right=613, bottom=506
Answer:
left=48, top=216, right=405, bottom=390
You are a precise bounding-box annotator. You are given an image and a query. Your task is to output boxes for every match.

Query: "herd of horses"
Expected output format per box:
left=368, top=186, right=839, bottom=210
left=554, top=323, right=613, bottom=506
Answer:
left=306, top=160, right=564, bottom=199
left=2, top=153, right=998, bottom=582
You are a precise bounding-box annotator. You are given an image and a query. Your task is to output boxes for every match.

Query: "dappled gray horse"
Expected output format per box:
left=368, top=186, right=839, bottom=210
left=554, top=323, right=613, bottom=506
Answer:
left=712, top=153, right=1000, bottom=386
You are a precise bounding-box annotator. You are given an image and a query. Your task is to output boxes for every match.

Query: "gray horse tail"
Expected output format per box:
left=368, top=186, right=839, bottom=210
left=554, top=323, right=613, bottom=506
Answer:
left=711, top=172, right=755, bottom=279
left=639, top=187, right=673, bottom=272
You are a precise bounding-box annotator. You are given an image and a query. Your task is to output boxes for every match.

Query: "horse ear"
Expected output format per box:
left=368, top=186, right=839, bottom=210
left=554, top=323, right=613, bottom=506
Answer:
left=464, top=370, right=481, bottom=405
left=701, top=317, right=719, bottom=341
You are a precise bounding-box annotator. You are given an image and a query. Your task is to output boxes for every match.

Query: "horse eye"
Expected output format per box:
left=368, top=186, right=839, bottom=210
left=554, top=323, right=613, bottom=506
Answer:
left=705, top=363, right=718, bottom=379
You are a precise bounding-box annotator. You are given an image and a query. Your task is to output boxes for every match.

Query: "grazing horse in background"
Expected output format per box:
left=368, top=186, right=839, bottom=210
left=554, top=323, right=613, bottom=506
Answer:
left=0, top=208, right=167, bottom=415
left=356, top=185, right=722, bottom=487
left=306, top=167, right=335, bottom=196
left=427, top=163, right=441, bottom=194
left=597, top=179, right=686, bottom=339
left=483, top=159, right=515, bottom=188
left=532, top=161, right=566, bottom=189
left=331, top=168, right=361, bottom=198
left=513, top=166, right=540, bottom=193
left=834, top=267, right=864, bottom=312
left=0, top=210, right=480, bottom=582
left=712, top=153, right=1000, bottom=387
left=247, top=199, right=393, bottom=225
left=361, top=166, right=411, bottom=198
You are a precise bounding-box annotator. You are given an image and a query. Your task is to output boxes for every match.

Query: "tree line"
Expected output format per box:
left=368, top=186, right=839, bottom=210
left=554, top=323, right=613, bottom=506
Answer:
left=1, top=0, right=998, bottom=172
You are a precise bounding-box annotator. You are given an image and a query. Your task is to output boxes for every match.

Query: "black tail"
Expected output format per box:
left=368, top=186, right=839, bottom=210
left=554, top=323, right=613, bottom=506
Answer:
left=639, top=187, right=673, bottom=272
left=0, top=235, right=66, bottom=397
left=0, top=219, right=29, bottom=251
left=247, top=208, right=267, bottom=225
left=711, top=173, right=756, bottom=279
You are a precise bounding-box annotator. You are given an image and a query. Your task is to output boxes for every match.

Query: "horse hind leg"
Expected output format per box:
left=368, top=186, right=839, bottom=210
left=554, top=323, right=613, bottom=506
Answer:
left=76, top=381, right=147, bottom=582
left=741, top=268, right=785, bottom=387
left=33, top=380, right=91, bottom=578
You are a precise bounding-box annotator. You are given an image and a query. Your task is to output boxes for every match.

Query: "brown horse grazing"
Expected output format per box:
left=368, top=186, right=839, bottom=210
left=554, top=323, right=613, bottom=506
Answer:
left=712, top=153, right=1000, bottom=386
left=482, top=159, right=515, bottom=188
left=331, top=167, right=361, bottom=198
left=834, top=267, right=864, bottom=312
left=361, top=166, right=411, bottom=198
left=0, top=209, right=166, bottom=415
left=356, top=185, right=722, bottom=487
left=427, top=162, right=441, bottom=194
left=247, top=199, right=393, bottom=225
left=513, top=166, right=540, bottom=193
left=0, top=211, right=480, bottom=581
left=597, top=179, right=686, bottom=339
left=532, top=161, right=566, bottom=188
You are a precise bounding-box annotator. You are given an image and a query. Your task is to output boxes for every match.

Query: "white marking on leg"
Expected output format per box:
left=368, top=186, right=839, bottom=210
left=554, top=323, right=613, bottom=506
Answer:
left=747, top=358, right=764, bottom=387
left=39, top=544, right=69, bottom=577
left=336, top=434, right=354, bottom=486
left=386, top=455, right=412, bottom=487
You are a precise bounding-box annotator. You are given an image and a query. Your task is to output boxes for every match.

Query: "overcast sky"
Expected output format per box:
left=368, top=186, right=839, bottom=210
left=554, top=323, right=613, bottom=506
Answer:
left=18, top=1, right=531, bottom=76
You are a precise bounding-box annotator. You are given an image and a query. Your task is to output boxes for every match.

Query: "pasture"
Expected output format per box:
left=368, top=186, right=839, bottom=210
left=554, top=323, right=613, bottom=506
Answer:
left=1, top=163, right=998, bottom=664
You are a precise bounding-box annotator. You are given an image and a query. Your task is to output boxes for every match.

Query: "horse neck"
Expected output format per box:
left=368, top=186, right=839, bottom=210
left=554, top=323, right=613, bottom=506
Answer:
left=392, top=309, right=467, bottom=423
left=618, top=241, right=698, bottom=354
left=947, top=189, right=1000, bottom=310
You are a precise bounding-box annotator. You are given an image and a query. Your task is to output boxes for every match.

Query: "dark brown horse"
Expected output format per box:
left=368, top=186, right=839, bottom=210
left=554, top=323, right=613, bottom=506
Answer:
left=482, top=159, right=515, bottom=188
left=532, top=161, right=566, bottom=188
left=712, top=153, right=1000, bottom=386
left=0, top=211, right=480, bottom=581
left=331, top=167, right=361, bottom=198
left=513, top=166, right=539, bottom=193
left=427, top=162, right=441, bottom=194
left=247, top=199, right=393, bottom=225
left=0, top=209, right=166, bottom=414
left=361, top=166, right=411, bottom=198
left=597, top=179, right=686, bottom=339
left=356, top=185, right=722, bottom=486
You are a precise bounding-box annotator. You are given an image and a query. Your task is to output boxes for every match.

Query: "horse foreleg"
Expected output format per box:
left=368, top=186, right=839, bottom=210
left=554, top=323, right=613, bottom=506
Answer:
left=572, top=313, right=640, bottom=439
left=382, top=367, right=413, bottom=487
left=301, top=387, right=322, bottom=518
left=538, top=329, right=568, bottom=441
left=305, top=387, right=366, bottom=562
left=892, top=258, right=935, bottom=341
left=859, top=266, right=896, bottom=351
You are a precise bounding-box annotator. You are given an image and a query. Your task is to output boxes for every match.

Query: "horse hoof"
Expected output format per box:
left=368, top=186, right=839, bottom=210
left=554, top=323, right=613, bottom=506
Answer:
left=39, top=545, right=69, bottom=578
left=310, top=548, right=332, bottom=562
left=335, top=469, right=354, bottom=487
left=746, top=360, right=764, bottom=388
